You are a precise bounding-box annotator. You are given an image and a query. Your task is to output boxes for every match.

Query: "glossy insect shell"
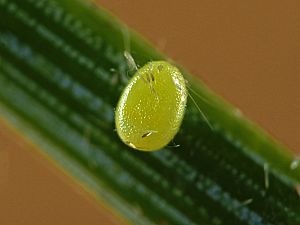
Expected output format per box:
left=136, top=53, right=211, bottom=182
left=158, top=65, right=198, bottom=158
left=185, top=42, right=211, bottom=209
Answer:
left=115, top=61, right=187, bottom=151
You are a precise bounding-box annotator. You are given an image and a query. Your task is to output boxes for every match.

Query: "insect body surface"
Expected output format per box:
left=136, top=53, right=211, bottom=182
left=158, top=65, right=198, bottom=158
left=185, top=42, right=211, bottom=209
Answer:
left=115, top=61, right=187, bottom=151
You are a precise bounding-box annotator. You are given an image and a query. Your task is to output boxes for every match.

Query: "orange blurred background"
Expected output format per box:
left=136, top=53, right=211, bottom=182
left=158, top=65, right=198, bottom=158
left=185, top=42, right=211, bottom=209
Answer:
left=0, top=1, right=299, bottom=224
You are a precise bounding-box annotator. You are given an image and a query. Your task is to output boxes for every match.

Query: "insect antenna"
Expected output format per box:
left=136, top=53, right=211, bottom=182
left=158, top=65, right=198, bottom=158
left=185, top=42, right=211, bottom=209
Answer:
left=188, top=91, right=213, bottom=130
left=187, top=85, right=212, bottom=105
left=122, top=25, right=140, bottom=72
left=167, top=140, right=181, bottom=148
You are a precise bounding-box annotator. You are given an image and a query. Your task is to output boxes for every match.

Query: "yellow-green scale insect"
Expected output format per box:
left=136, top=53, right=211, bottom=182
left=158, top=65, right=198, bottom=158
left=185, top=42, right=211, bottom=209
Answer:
left=115, top=61, right=187, bottom=151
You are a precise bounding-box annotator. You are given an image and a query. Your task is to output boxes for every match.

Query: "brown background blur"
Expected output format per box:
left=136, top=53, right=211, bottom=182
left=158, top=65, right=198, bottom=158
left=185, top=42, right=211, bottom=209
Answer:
left=0, top=1, right=299, bottom=224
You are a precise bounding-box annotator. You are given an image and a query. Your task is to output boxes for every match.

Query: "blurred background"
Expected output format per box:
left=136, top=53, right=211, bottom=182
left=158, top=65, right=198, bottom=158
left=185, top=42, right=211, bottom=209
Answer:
left=0, top=0, right=299, bottom=224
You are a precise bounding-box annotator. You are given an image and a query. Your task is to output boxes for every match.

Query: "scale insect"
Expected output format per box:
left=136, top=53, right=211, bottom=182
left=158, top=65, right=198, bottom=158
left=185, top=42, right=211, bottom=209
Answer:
left=115, top=29, right=211, bottom=151
left=115, top=60, right=188, bottom=151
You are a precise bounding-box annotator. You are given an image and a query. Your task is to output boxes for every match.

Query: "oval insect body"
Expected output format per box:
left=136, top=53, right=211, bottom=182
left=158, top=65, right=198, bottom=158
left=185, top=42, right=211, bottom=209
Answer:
left=115, top=61, right=187, bottom=151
